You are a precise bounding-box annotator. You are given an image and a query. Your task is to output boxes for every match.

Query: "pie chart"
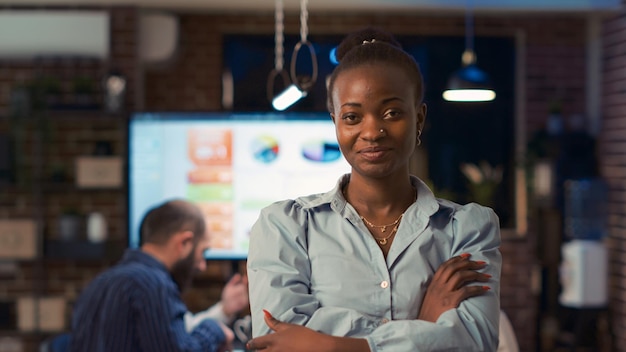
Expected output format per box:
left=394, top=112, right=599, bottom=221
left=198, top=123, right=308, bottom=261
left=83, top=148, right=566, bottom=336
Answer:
left=251, top=135, right=280, bottom=163
left=302, top=140, right=342, bottom=162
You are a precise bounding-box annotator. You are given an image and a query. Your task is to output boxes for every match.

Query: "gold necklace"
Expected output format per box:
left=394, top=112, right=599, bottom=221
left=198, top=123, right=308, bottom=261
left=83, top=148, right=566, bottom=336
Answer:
left=343, top=185, right=417, bottom=246
left=361, top=214, right=403, bottom=245
left=360, top=213, right=403, bottom=233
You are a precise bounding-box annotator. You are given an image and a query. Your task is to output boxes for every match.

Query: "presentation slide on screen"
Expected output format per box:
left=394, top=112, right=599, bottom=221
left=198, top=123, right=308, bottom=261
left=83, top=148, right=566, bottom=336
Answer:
left=129, top=116, right=350, bottom=259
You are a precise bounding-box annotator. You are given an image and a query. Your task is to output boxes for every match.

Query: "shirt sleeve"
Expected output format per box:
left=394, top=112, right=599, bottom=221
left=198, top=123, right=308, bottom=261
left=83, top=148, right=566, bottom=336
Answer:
left=248, top=200, right=384, bottom=338
left=364, top=203, right=502, bottom=352
left=185, top=302, right=232, bottom=332
left=133, top=279, right=227, bottom=352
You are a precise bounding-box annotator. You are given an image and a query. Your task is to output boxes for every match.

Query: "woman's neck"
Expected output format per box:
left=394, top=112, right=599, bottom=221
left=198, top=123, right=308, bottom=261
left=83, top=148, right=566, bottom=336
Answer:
left=343, top=174, right=416, bottom=219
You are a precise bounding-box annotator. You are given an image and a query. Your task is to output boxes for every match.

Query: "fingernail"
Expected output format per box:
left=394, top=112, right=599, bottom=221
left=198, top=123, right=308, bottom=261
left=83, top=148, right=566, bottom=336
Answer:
left=263, top=309, right=272, bottom=318
left=246, top=342, right=251, bottom=350
left=475, top=260, right=486, bottom=265
left=460, top=253, right=471, bottom=258
left=482, top=286, right=491, bottom=291
left=483, top=273, right=492, bottom=278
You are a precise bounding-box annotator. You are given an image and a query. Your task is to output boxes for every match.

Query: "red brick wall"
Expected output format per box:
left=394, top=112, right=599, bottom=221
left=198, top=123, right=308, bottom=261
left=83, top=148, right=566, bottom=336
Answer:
left=143, top=15, right=225, bottom=111
left=0, top=8, right=599, bottom=352
left=601, top=7, right=626, bottom=352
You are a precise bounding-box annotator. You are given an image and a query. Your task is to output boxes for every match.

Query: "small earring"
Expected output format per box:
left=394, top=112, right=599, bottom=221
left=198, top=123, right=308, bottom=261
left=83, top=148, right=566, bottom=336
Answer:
left=417, top=130, right=422, bottom=146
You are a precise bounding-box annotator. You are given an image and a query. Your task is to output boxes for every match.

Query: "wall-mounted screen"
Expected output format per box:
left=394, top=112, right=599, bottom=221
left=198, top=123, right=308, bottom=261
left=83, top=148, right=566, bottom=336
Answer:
left=128, top=112, right=351, bottom=260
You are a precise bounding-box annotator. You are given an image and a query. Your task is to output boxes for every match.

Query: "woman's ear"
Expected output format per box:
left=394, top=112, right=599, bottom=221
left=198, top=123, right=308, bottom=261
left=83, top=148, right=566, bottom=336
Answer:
left=416, top=103, right=427, bottom=132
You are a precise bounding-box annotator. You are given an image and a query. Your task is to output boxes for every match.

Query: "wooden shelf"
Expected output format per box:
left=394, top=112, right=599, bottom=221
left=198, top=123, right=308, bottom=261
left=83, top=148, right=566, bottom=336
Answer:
left=44, top=239, right=125, bottom=261
left=43, top=183, right=125, bottom=193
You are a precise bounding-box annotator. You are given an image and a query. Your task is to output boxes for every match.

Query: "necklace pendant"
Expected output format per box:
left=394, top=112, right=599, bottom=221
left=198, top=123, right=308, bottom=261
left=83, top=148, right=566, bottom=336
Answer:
left=381, top=226, right=387, bottom=233
left=379, top=238, right=387, bottom=245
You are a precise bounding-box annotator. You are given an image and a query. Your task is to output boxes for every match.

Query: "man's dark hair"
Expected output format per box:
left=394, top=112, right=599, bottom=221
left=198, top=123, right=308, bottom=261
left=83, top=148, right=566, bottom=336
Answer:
left=139, top=200, right=206, bottom=246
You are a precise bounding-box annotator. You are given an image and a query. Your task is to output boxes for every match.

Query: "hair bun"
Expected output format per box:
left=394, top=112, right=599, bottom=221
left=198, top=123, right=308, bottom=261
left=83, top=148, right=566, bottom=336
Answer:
left=335, top=27, right=402, bottom=62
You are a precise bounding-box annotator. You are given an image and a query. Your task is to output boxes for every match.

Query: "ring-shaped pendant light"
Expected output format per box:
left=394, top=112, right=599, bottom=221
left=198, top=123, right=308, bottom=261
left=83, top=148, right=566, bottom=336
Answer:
left=272, top=0, right=318, bottom=111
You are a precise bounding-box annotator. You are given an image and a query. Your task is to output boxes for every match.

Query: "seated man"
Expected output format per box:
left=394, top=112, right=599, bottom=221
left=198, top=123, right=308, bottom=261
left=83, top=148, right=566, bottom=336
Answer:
left=70, top=199, right=234, bottom=352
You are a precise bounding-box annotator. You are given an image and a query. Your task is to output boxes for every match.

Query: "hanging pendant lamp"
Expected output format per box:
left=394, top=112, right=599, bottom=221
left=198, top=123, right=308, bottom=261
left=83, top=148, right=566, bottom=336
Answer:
left=271, top=0, right=317, bottom=111
left=443, top=2, right=495, bottom=103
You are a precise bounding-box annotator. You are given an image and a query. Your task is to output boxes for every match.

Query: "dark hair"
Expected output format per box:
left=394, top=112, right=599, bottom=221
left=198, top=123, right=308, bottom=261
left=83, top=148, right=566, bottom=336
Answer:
left=326, top=27, right=424, bottom=112
left=139, top=199, right=206, bottom=246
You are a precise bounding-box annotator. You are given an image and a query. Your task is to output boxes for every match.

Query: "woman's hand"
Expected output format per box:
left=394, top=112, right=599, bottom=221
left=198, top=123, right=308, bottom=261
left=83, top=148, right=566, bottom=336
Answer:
left=246, top=310, right=331, bottom=352
left=246, top=310, right=369, bottom=352
left=418, top=253, right=491, bottom=323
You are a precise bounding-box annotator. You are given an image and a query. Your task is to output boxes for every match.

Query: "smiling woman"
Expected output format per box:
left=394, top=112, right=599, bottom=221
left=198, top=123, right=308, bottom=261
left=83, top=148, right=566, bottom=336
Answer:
left=247, top=26, right=502, bottom=352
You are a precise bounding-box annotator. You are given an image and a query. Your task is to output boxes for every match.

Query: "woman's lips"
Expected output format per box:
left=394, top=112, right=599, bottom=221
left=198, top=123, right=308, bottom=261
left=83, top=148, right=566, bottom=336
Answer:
left=359, top=146, right=391, bottom=161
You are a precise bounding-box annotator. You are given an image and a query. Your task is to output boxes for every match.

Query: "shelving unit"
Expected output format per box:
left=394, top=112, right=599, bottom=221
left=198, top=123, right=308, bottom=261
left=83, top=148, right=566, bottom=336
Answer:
left=0, top=104, right=128, bottom=347
left=0, top=8, right=141, bottom=349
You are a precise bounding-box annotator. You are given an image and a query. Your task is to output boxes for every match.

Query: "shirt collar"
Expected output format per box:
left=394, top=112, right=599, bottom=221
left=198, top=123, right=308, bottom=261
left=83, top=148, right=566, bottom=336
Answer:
left=120, top=248, right=169, bottom=273
left=411, top=176, right=442, bottom=218
left=298, top=174, right=450, bottom=218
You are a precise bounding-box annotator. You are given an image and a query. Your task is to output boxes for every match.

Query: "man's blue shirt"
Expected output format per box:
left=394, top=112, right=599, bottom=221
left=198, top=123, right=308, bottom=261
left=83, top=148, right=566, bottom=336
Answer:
left=71, top=249, right=225, bottom=352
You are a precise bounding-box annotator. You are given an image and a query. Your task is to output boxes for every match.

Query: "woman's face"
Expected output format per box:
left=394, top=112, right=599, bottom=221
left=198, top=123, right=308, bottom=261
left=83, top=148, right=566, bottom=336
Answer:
left=330, top=63, right=426, bottom=180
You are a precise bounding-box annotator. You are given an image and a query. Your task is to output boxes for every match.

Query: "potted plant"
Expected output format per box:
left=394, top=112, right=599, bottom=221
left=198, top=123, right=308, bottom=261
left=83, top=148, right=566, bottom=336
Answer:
left=460, top=161, right=503, bottom=208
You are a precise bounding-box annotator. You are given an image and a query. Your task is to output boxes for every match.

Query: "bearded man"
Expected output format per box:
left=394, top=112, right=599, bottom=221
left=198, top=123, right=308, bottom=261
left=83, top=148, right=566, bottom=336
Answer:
left=70, top=199, right=234, bottom=352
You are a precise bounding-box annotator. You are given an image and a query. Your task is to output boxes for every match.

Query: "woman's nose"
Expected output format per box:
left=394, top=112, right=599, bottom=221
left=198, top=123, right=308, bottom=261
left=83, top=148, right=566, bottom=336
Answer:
left=361, top=118, right=385, bottom=140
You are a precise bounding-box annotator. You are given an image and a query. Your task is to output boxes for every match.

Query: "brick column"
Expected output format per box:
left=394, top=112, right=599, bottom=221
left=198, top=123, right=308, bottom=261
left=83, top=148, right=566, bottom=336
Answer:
left=601, top=6, right=626, bottom=351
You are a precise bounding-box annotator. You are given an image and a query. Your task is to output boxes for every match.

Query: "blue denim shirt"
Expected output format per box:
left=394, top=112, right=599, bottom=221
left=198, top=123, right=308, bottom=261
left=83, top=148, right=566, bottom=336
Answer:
left=248, top=175, right=501, bottom=351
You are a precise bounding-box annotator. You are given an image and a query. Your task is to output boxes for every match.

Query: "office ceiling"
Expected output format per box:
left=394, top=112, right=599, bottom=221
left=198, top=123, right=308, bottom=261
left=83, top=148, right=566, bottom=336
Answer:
left=0, top=0, right=621, bottom=13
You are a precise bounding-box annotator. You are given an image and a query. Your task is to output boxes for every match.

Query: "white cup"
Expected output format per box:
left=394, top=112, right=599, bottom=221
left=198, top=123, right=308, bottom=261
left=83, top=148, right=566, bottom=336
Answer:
left=233, top=315, right=252, bottom=343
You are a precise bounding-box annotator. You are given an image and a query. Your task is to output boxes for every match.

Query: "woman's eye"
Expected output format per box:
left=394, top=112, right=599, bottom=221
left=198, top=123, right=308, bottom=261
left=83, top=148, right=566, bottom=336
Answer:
left=341, top=114, right=358, bottom=122
left=383, top=110, right=402, bottom=119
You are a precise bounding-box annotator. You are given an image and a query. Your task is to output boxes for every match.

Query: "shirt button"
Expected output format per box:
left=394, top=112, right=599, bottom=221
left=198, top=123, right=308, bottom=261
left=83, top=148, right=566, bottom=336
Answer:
left=380, top=280, right=389, bottom=289
left=381, top=318, right=389, bottom=324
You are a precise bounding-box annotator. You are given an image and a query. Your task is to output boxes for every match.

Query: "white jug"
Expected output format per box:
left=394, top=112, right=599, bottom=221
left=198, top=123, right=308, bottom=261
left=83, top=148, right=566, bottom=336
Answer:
left=87, top=212, right=107, bottom=243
